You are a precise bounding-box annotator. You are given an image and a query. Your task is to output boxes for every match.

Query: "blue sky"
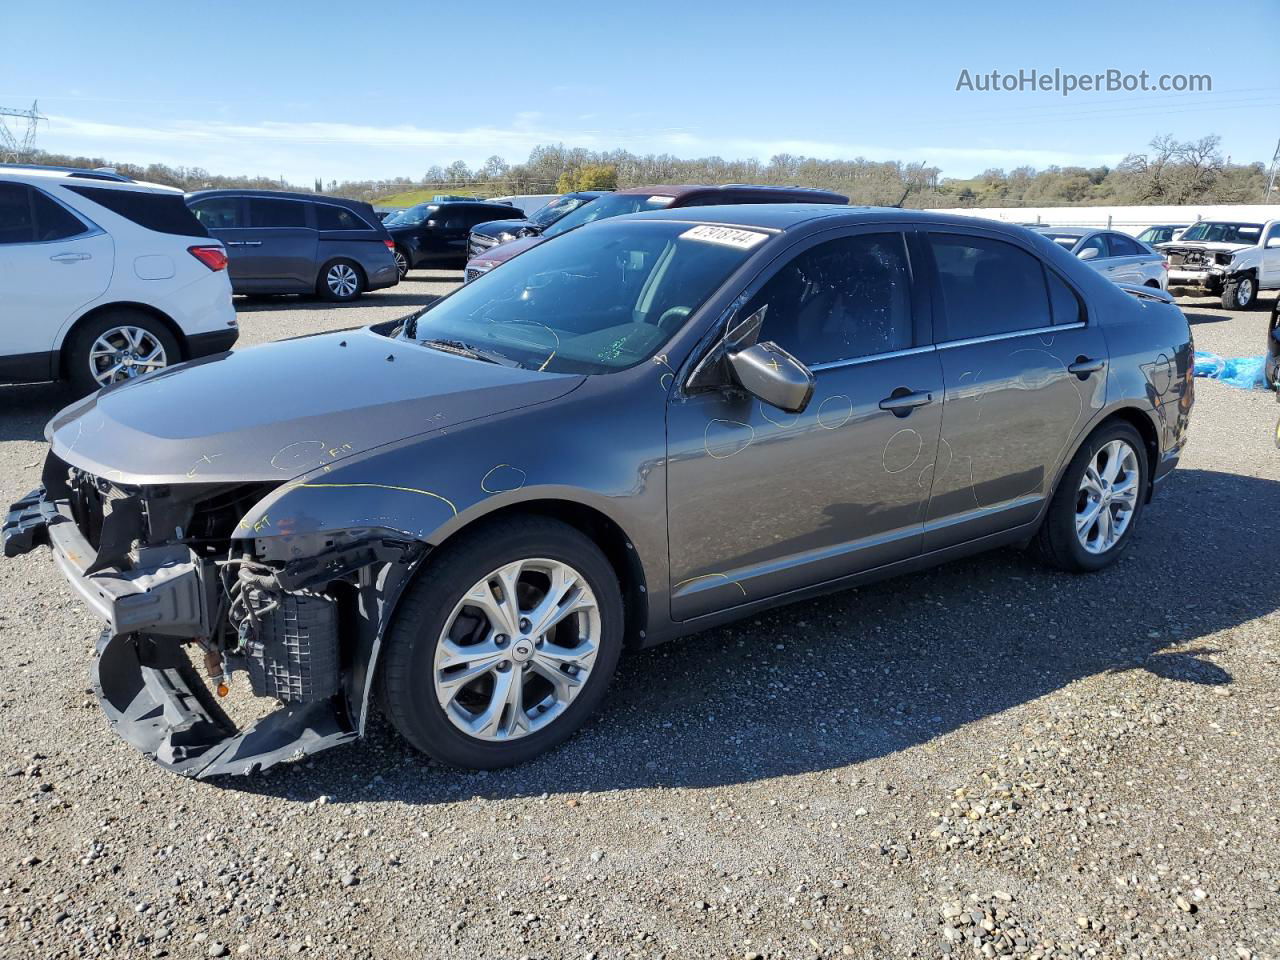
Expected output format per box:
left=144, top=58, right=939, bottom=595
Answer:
left=4, top=0, right=1278, bottom=184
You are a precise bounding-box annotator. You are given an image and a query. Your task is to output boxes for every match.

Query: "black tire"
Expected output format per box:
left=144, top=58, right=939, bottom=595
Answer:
left=64, top=309, right=181, bottom=396
left=317, top=258, right=365, bottom=302
left=393, top=246, right=411, bottom=280
left=1036, top=421, right=1148, bottom=573
left=1221, top=275, right=1258, bottom=310
left=380, top=516, right=624, bottom=769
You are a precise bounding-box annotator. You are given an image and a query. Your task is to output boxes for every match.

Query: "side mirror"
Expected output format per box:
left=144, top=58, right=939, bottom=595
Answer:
left=728, top=341, right=815, bottom=414
left=425, top=220, right=437, bottom=228
left=1076, top=247, right=1099, bottom=261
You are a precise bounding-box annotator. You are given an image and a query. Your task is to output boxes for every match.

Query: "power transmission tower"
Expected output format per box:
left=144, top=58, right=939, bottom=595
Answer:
left=0, top=101, right=45, bottom=163
left=1266, top=137, right=1280, bottom=203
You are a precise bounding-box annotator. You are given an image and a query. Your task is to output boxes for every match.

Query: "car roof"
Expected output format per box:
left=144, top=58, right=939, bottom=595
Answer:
left=1, top=163, right=179, bottom=193
left=186, top=188, right=372, bottom=208
left=615, top=183, right=849, bottom=204
left=623, top=204, right=1055, bottom=236
left=1032, top=226, right=1094, bottom=238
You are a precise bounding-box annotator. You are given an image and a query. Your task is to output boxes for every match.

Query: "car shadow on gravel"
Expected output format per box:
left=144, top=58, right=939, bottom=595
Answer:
left=1182, top=312, right=1235, bottom=326
left=225, top=466, right=1267, bottom=806
left=0, top=382, right=75, bottom=444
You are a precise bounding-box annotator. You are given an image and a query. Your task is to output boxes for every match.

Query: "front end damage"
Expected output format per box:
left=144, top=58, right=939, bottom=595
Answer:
left=3, top=455, right=425, bottom=778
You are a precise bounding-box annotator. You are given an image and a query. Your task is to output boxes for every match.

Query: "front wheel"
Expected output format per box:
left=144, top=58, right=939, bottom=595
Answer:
left=317, top=259, right=365, bottom=302
left=1037, top=422, right=1148, bottom=572
left=1221, top=275, right=1258, bottom=310
left=380, top=517, right=624, bottom=769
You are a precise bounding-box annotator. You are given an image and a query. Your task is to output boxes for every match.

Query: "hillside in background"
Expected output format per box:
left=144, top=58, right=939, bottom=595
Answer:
left=22, top=133, right=1273, bottom=209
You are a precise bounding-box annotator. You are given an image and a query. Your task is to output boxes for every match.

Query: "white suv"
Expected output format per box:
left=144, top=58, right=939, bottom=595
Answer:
left=0, top=165, right=237, bottom=394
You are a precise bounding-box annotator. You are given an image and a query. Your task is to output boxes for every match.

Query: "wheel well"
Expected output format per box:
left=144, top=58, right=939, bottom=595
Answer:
left=440, top=500, right=649, bottom=648
left=317, top=257, right=367, bottom=288
left=57, top=302, right=187, bottom=377
left=1097, top=408, right=1160, bottom=501
left=1144, top=279, right=1160, bottom=288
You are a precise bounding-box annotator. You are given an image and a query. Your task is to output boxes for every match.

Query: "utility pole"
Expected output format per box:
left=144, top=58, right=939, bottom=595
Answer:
left=0, top=100, right=45, bottom=163
left=1266, top=137, right=1280, bottom=203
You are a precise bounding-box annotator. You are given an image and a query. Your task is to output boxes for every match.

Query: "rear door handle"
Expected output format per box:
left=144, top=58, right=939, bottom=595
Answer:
left=241, top=241, right=263, bottom=247
left=879, top=389, right=933, bottom=416
left=1067, top=357, right=1106, bottom=378
left=50, top=252, right=90, bottom=263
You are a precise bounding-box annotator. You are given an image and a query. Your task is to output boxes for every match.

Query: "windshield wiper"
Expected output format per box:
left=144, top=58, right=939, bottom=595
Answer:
left=419, top=338, right=521, bottom=367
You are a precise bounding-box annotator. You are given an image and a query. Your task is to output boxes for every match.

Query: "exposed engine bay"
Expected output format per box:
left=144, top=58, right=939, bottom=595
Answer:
left=3, top=453, right=426, bottom=777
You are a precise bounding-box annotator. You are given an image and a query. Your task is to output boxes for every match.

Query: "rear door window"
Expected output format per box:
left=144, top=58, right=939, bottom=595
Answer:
left=31, top=188, right=90, bottom=242
left=1107, top=233, right=1143, bottom=256
left=928, top=233, right=1052, bottom=339
left=190, top=196, right=243, bottom=229
left=0, top=182, right=35, bottom=244
left=248, top=197, right=310, bottom=228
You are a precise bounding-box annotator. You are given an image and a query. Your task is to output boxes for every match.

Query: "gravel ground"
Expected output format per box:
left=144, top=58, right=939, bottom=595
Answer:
left=1, top=284, right=1278, bottom=960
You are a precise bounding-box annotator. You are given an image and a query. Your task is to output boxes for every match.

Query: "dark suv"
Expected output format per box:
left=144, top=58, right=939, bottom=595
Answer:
left=464, top=184, right=849, bottom=281
left=186, top=190, right=399, bottom=301
left=384, top=200, right=522, bottom=277
left=467, top=191, right=610, bottom=259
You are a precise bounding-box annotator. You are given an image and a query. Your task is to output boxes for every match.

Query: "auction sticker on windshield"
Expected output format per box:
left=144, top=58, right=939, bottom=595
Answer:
left=680, top=225, right=769, bottom=249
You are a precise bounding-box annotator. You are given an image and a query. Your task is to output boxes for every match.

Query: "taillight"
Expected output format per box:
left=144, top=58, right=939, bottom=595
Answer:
left=384, top=239, right=395, bottom=251
left=1160, top=260, right=1168, bottom=270
left=189, top=245, right=228, bottom=271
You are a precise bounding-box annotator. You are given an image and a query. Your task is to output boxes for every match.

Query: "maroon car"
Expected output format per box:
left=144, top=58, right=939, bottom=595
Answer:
left=463, top=183, right=849, bottom=282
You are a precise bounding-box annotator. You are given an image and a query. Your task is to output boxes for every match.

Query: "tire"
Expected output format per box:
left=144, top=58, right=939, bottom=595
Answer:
left=393, top=247, right=410, bottom=280
left=1036, top=421, right=1148, bottom=573
left=65, top=309, right=181, bottom=396
left=380, top=516, right=624, bottom=769
left=317, top=259, right=365, bottom=302
left=1221, top=275, right=1258, bottom=310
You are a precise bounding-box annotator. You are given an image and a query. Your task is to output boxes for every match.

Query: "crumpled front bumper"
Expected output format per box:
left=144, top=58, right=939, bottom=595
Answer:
left=4, top=485, right=356, bottom=778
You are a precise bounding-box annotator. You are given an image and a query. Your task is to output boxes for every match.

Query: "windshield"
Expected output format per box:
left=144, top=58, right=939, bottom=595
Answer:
left=541, top=193, right=676, bottom=239
left=402, top=219, right=764, bottom=374
left=385, top=202, right=436, bottom=226
left=1177, top=222, right=1262, bottom=244
left=529, top=194, right=595, bottom=228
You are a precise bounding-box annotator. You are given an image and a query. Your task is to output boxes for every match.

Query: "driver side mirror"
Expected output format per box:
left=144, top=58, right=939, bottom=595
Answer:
left=727, top=341, right=815, bottom=414
left=1076, top=247, right=1099, bottom=261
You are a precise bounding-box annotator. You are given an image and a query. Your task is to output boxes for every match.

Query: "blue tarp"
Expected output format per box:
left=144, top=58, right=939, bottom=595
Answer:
left=1193, top=351, right=1266, bottom=390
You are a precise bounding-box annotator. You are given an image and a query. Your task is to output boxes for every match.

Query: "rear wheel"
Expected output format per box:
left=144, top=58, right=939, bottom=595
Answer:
left=317, top=259, right=365, bottom=301
left=65, top=309, right=180, bottom=396
left=393, top=247, right=410, bottom=279
left=1037, top=421, right=1148, bottom=572
left=380, top=517, right=624, bottom=769
left=1221, top=275, right=1258, bottom=310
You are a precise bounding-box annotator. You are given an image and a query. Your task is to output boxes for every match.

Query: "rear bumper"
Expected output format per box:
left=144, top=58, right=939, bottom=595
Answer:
left=367, top=261, right=400, bottom=290
left=186, top=327, right=240, bottom=360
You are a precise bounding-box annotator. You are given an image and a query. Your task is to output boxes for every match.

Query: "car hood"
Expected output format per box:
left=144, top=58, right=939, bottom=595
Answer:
left=468, top=234, right=546, bottom=267
left=46, top=329, right=584, bottom=485
left=1158, top=241, right=1253, bottom=253
left=472, top=218, right=535, bottom=238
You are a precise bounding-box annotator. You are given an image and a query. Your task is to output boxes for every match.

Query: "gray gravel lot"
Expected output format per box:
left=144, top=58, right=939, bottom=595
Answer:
left=2, top=282, right=1278, bottom=960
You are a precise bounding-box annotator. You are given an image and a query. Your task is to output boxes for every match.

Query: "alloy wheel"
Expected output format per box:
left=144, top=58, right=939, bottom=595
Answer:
left=394, top=249, right=409, bottom=277
left=327, top=263, right=359, bottom=298
left=433, top=558, right=600, bottom=741
left=1236, top=278, right=1254, bottom=308
left=1074, top=439, right=1140, bottom=554
left=89, top=326, right=168, bottom=386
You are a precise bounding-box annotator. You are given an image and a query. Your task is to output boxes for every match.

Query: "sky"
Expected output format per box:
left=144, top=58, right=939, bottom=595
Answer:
left=3, top=0, right=1278, bottom=186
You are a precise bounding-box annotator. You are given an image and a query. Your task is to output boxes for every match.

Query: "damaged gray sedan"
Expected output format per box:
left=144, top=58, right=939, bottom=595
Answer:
left=4, top=206, right=1194, bottom=777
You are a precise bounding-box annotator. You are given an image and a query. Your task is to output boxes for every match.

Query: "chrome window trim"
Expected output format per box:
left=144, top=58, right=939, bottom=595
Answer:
left=809, top=343, right=936, bottom=372
left=936, top=321, right=1085, bottom=351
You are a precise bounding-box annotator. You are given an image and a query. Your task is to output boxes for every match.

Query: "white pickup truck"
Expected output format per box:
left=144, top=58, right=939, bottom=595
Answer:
left=1158, top=219, right=1280, bottom=309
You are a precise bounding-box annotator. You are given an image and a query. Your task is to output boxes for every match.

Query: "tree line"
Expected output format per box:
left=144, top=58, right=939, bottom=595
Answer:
left=24, top=134, right=1273, bottom=208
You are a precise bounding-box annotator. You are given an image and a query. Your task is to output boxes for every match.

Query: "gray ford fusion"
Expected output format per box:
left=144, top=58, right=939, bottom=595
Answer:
left=3, top=205, right=1194, bottom=777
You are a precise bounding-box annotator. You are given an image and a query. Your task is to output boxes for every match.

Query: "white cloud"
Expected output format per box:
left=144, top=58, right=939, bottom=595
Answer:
left=37, top=112, right=1123, bottom=183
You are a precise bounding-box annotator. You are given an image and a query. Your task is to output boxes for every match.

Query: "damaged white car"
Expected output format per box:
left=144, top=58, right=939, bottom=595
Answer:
left=1159, top=219, right=1280, bottom=309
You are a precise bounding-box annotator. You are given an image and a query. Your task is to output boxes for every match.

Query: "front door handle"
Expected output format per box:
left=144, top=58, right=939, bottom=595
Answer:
left=878, top=388, right=933, bottom=416
left=240, top=240, right=263, bottom=247
left=1067, top=356, right=1106, bottom=378
left=50, top=252, right=90, bottom=263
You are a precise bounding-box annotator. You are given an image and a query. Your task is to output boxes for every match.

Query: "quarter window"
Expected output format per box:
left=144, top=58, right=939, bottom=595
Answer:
left=0, top=183, right=35, bottom=244
left=1047, top=270, right=1084, bottom=325
left=928, top=233, right=1052, bottom=339
left=315, top=204, right=369, bottom=230
left=248, top=197, right=309, bottom=228
left=745, top=233, right=914, bottom=366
